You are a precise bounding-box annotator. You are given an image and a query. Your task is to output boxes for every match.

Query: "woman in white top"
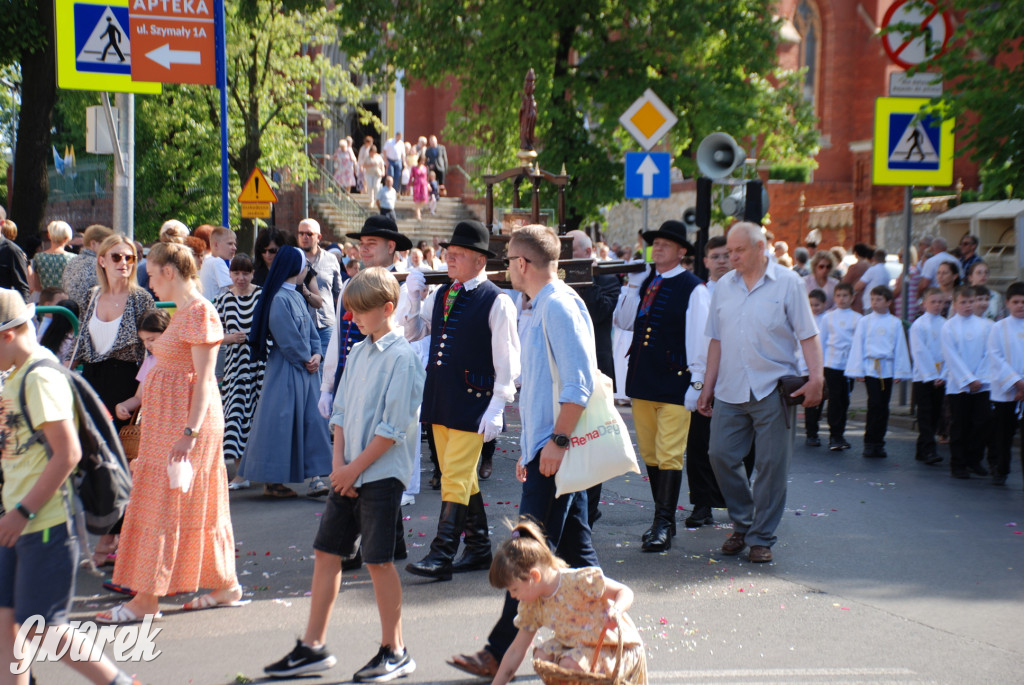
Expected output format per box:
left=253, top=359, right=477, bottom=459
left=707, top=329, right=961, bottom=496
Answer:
left=73, top=234, right=154, bottom=430
left=804, top=250, right=839, bottom=309
left=968, top=260, right=1003, bottom=320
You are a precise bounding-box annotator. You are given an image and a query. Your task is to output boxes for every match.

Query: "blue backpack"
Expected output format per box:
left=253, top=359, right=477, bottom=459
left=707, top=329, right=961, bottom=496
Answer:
left=18, top=358, right=132, bottom=534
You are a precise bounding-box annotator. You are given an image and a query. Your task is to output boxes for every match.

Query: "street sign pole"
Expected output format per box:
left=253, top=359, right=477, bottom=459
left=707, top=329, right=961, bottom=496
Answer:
left=215, top=0, right=229, bottom=228
left=115, top=92, right=134, bottom=240
left=899, top=184, right=913, bottom=406
left=642, top=198, right=649, bottom=236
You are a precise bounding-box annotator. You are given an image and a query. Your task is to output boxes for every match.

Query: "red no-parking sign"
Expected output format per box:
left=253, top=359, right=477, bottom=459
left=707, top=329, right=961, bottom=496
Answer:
left=881, top=0, right=952, bottom=70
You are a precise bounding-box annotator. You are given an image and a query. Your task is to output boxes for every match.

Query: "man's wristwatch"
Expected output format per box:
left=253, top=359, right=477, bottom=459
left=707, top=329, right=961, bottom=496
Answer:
left=184, top=426, right=200, bottom=439
left=551, top=433, right=571, bottom=449
left=691, top=381, right=704, bottom=391
left=15, top=502, right=35, bottom=521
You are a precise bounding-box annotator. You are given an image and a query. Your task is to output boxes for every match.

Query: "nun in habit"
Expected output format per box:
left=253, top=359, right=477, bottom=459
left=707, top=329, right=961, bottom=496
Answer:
left=240, top=245, right=332, bottom=498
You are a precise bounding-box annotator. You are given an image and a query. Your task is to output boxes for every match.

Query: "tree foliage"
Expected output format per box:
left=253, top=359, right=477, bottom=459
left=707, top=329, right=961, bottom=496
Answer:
left=339, top=0, right=819, bottom=224
left=904, top=0, right=1024, bottom=198
left=131, top=0, right=374, bottom=242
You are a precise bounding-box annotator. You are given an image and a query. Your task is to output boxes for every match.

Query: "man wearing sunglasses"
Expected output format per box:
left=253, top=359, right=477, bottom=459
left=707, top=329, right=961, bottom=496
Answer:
left=403, top=221, right=520, bottom=583
left=613, top=220, right=709, bottom=553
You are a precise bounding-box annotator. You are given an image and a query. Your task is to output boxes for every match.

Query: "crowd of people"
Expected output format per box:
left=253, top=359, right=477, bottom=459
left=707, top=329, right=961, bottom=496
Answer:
left=1, top=197, right=1023, bottom=684
left=333, top=132, right=447, bottom=220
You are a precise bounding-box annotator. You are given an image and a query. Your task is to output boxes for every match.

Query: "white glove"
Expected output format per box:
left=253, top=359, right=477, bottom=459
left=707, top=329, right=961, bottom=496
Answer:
left=477, top=403, right=504, bottom=443
left=684, top=386, right=700, bottom=412
left=318, top=391, right=334, bottom=420
left=627, top=263, right=649, bottom=288
left=405, top=269, right=427, bottom=301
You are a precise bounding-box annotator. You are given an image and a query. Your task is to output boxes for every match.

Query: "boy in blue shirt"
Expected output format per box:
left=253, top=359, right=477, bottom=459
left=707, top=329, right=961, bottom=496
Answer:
left=265, top=268, right=425, bottom=682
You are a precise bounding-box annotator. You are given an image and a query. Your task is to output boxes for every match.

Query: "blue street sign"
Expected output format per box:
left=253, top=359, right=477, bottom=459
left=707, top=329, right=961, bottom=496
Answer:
left=886, top=112, right=942, bottom=171
left=625, top=152, right=671, bottom=199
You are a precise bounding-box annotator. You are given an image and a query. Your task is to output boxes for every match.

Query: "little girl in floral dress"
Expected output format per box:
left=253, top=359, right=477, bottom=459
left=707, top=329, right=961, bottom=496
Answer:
left=488, top=519, right=647, bottom=685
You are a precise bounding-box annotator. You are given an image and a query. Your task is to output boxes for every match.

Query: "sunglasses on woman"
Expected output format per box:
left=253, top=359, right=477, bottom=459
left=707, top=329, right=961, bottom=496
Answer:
left=108, top=253, right=136, bottom=264
left=263, top=247, right=279, bottom=255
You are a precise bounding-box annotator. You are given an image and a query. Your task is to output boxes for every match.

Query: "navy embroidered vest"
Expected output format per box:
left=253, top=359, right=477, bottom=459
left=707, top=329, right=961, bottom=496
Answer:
left=331, top=298, right=366, bottom=394
left=625, top=269, right=702, bottom=404
left=421, top=280, right=500, bottom=432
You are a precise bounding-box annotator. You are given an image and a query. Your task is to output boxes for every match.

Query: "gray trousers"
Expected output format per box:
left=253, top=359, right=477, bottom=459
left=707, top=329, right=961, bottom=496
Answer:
left=709, top=391, right=794, bottom=548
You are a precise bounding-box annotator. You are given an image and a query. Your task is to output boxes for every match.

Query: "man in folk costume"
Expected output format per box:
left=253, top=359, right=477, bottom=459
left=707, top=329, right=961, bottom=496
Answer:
left=613, top=220, right=710, bottom=552
left=403, top=221, right=520, bottom=580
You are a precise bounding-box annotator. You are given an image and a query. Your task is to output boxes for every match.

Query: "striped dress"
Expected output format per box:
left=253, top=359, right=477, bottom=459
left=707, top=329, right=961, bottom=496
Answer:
left=213, top=286, right=265, bottom=461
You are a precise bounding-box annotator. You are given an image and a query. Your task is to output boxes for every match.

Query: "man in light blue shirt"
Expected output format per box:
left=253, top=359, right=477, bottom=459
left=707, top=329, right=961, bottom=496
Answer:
left=448, top=224, right=599, bottom=680
left=697, top=222, right=823, bottom=564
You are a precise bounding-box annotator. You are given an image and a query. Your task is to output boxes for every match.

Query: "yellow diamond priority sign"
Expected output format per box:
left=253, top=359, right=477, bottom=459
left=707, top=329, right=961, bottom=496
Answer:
left=619, top=89, right=678, bottom=151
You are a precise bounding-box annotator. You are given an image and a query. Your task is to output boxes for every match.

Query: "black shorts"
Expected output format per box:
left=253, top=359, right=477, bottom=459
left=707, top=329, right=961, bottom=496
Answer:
left=0, top=522, right=78, bottom=625
left=313, top=478, right=403, bottom=564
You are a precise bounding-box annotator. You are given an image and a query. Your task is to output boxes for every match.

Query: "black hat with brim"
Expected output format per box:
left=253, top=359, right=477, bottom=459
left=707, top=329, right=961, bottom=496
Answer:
left=642, top=220, right=695, bottom=254
left=440, top=220, right=496, bottom=258
left=346, top=215, right=413, bottom=252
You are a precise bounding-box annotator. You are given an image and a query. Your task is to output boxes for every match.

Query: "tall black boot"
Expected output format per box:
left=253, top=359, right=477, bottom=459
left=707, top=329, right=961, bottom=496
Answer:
left=452, top=492, right=492, bottom=572
left=405, top=501, right=467, bottom=581
left=426, top=425, right=441, bottom=490
left=641, top=465, right=661, bottom=543
left=478, top=439, right=495, bottom=480
left=642, top=469, right=682, bottom=553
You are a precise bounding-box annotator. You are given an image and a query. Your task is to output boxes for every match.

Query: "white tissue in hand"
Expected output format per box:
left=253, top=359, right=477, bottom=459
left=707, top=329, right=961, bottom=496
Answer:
left=167, top=459, right=194, bottom=492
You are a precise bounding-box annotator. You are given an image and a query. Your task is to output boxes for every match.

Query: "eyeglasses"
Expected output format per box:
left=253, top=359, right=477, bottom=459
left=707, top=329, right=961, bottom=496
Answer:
left=503, top=254, right=532, bottom=267
left=960, top=240, right=975, bottom=247
left=263, top=247, right=279, bottom=254
left=708, top=253, right=730, bottom=261
left=108, top=253, right=136, bottom=264
left=297, top=231, right=316, bottom=237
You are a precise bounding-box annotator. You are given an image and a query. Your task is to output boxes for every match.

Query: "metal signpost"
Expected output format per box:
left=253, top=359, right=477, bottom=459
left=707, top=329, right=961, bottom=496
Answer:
left=876, top=0, right=953, bottom=404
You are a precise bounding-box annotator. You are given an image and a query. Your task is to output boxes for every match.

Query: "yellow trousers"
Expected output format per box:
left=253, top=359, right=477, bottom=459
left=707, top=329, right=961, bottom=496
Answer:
left=432, top=425, right=483, bottom=505
left=631, top=399, right=690, bottom=471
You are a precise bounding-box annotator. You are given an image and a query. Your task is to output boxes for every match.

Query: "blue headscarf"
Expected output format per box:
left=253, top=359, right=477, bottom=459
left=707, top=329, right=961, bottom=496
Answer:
left=248, top=245, right=305, bottom=361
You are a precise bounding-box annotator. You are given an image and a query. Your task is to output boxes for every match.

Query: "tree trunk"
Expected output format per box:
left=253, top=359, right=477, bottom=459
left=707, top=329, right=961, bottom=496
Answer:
left=10, top=0, right=56, bottom=244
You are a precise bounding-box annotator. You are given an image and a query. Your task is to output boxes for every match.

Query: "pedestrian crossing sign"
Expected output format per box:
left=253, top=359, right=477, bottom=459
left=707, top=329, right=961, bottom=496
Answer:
left=873, top=97, right=953, bottom=186
left=55, top=0, right=161, bottom=93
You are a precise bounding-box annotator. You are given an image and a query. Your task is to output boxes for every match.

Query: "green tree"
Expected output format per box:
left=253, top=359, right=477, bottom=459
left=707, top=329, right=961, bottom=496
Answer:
left=339, top=0, right=818, bottom=225
left=0, top=0, right=55, bottom=239
left=902, top=0, right=1024, bottom=198
left=130, top=0, right=374, bottom=244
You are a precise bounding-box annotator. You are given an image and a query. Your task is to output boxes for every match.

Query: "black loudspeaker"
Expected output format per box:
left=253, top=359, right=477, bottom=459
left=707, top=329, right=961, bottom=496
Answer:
left=695, top=178, right=712, bottom=229
left=744, top=180, right=764, bottom=223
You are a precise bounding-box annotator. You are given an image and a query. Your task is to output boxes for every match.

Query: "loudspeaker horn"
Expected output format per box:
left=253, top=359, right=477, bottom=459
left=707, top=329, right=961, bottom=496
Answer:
left=682, top=207, right=698, bottom=231
left=696, top=132, right=745, bottom=179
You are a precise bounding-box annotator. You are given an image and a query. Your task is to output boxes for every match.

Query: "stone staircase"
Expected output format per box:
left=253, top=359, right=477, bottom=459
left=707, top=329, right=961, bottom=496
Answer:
left=314, top=191, right=478, bottom=246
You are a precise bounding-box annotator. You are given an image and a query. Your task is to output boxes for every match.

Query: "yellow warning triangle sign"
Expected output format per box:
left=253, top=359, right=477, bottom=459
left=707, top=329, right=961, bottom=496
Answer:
left=238, top=167, right=278, bottom=203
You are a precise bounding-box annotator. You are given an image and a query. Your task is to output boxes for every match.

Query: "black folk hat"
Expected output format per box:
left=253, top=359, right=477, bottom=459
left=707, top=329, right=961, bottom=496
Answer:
left=642, top=220, right=695, bottom=254
left=346, top=215, right=413, bottom=252
left=440, top=220, right=496, bottom=258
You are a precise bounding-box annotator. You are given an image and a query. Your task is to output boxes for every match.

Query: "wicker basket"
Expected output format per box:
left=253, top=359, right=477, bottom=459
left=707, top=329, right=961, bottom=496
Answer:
left=118, top=409, right=142, bottom=461
left=533, top=620, right=636, bottom=685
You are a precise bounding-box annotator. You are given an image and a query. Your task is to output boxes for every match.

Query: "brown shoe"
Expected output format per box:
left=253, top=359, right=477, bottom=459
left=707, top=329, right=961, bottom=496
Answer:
left=749, top=545, right=773, bottom=563
left=448, top=649, right=500, bottom=678
left=721, top=532, right=746, bottom=555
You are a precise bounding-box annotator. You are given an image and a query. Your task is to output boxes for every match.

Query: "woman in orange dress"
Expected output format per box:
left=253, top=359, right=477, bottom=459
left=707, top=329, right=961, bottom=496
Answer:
left=97, top=242, right=244, bottom=624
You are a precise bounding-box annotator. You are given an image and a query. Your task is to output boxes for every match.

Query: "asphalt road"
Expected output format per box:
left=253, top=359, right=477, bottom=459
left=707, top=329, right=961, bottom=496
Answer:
left=37, top=399, right=1024, bottom=685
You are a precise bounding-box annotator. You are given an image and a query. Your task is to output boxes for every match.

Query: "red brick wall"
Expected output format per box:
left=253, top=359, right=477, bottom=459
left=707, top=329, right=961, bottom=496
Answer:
left=402, top=77, right=471, bottom=199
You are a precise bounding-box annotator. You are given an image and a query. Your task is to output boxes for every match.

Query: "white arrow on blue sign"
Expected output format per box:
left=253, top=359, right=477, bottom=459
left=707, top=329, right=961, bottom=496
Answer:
left=625, top=152, right=671, bottom=199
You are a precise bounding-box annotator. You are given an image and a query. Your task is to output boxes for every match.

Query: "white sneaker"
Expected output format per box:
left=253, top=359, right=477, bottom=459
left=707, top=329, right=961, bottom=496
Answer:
left=400, top=493, right=415, bottom=507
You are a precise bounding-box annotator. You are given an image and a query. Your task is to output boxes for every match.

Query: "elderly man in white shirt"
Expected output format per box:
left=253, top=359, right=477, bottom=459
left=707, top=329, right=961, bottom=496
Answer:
left=697, top=222, right=823, bottom=564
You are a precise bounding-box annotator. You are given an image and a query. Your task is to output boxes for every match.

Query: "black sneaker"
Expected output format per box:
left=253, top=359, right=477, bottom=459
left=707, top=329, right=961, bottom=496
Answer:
left=828, top=438, right=843, bottom=451
left=353, top=645, right=416, bottom=682
left=839, top=438, right=852, bottom=450
left=265, top=639, right=337, bottom=678
left=805, top=436, right=821, bottom=447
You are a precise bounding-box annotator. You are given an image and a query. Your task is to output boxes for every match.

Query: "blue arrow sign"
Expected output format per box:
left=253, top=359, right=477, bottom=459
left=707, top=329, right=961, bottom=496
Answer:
left=625, top=152, right=671, bottom=199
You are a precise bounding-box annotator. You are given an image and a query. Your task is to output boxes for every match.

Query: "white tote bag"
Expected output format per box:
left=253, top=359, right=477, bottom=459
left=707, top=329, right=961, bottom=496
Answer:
left=543, top=319, right=640, bottom=498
